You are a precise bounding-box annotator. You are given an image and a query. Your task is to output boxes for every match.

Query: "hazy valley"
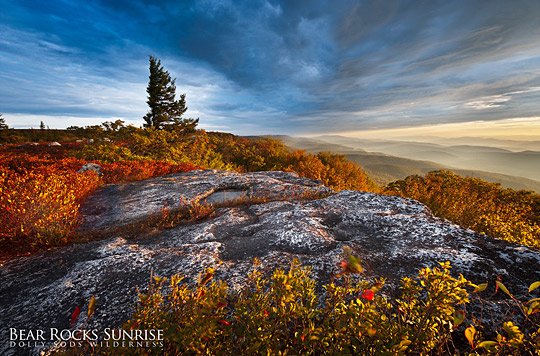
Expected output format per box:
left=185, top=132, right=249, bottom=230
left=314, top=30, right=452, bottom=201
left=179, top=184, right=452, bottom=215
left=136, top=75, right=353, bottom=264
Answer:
left=278, top=135, right=540, bottom=193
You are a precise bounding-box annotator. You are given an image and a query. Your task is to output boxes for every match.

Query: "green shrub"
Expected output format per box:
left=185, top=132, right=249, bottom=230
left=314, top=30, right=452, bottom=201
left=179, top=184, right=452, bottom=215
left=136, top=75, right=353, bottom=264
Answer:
left=77, top=143, right=140, bottom=162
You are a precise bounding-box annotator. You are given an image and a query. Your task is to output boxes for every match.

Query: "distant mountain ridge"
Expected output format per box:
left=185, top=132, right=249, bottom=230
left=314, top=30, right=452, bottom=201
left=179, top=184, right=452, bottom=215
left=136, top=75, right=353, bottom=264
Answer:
left=312, top=135, right=540, bottom=182
left=395, top=136, right=540, bottom=152
left=277, top=135, right=540, bottom=193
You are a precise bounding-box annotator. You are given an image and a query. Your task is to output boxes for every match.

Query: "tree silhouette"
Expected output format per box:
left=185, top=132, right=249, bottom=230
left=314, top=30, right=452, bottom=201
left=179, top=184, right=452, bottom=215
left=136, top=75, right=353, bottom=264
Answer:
left=0, top=114, right=8, bottom=130
left=143, top=56, right=198, bottom=131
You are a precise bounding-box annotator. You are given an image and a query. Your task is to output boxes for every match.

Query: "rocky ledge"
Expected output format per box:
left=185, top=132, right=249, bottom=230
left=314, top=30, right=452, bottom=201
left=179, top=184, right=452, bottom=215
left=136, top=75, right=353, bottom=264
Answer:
left=1, top=170, right=539, bottom=355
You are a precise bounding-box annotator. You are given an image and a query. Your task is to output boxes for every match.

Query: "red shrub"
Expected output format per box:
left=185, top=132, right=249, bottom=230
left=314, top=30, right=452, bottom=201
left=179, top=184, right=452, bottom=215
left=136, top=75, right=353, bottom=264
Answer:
left=0, top=146, right=198, bottom=253
left=0, top=166, right=101, bottom=248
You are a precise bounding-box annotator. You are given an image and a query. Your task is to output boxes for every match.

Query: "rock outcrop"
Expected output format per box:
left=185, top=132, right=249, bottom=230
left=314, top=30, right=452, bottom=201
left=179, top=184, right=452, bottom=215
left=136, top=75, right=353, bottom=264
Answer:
left=77, top=163, right=102, bottom=175
left=1, top=170, right=539, bottom=355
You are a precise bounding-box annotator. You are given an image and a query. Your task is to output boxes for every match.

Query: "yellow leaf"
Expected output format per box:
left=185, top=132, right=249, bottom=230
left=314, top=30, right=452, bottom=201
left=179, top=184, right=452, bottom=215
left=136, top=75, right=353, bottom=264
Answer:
left=528, top=281, right=540, bottom=293
left=400, top=339, right=411, bottom=346
left=477, top=341, right=498, bottom=349
left=87, top=295, right=96, bottom=318
left=453, top=310, right=466, bottom=328
left=473, top=283, right=488, bottom=293
left=347, top=255, right=364, bottom=273
left=496, top=281, right=513, bottom=298
left=464, top=325, right=476, bottom=348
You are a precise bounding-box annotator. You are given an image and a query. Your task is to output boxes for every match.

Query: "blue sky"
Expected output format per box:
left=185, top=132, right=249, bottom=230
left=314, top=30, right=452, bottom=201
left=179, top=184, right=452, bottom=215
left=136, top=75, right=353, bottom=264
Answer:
left=1, top=0, right=540, bottom=136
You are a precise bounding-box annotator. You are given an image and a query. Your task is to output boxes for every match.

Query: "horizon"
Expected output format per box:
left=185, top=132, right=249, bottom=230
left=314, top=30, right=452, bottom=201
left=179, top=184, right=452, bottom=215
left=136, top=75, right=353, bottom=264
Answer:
left=1, top=1, right=540, bottom=140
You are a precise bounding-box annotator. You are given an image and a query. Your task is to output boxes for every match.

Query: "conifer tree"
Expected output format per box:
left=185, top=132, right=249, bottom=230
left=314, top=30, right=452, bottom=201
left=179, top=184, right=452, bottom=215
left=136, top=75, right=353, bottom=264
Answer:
left=143, top=56, right=198, bottom=131
left=0, top=114, right=8, bottom=130
left=40, top=121, right=46, bottom=130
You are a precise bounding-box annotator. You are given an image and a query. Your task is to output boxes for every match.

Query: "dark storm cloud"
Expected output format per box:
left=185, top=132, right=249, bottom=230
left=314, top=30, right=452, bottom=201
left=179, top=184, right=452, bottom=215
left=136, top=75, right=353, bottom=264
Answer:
left=1, top=0, right=540, bottom=133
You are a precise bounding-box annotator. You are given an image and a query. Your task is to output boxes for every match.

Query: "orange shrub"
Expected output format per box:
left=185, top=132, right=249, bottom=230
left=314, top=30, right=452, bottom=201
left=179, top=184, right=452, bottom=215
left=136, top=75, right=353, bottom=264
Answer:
left=0, top=152, right=86, bottom=173
left=386, top=171, right=540, bottom=248
left=0, top=146, right=200, bottom=254
left=0, top=167, right=101, bottom=248
left=101, top=160, right=199, bottom=183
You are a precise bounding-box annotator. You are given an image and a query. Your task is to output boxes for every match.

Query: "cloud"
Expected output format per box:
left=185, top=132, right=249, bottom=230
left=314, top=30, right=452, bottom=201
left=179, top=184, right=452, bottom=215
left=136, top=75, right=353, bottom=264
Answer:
left=465, top=95, right=512, bottom=110
left=1, top=0, right=540, bottom=135
left=464, top=87, right=540, bottom=110
left=0, top=26, right=146, bottom=118
left=339, top=116, right=540, bottom=140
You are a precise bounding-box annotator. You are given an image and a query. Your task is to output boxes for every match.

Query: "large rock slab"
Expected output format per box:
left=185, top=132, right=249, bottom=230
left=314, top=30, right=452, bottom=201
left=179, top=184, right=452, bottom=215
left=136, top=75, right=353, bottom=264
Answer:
left=1, top=170, right=539, bottom=355
left=78, top=170, right=330, bottom=232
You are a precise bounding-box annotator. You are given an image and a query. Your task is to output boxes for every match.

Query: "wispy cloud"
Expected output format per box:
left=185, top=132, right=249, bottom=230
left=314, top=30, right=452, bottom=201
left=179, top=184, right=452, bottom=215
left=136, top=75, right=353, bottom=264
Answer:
left=465, top=87, right=540, bottom=111
left=465, top=95, right=512, bottom=110
left=1, top=1, right=540, bottom=135
left=339, top=117, right=540, bottom=140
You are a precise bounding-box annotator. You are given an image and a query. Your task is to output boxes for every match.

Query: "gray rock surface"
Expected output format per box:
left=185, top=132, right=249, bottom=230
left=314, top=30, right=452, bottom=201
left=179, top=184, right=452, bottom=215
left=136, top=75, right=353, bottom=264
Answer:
left=77, top=163, right=102, bottom=175
left=1, top=170, right=539, bottom=355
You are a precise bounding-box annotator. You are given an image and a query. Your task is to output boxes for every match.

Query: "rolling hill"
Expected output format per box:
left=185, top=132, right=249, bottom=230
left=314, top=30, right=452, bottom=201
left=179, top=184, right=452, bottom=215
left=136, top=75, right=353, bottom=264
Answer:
left=278, top=135, right=540, bottom=192
left=313, top=135, right=540, bottom=182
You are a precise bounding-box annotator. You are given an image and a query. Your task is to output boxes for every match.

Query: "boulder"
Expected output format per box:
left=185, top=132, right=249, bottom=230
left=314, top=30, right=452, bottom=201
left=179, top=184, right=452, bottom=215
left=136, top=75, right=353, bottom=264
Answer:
left=78, top=170, right=330, bottom=233
left=77, top=163, right=102, bottom=175
left=0, top=170, right=539, bottom=355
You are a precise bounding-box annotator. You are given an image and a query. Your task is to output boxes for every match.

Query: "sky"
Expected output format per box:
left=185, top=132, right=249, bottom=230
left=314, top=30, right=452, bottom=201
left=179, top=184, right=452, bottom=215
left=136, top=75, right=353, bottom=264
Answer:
left=1, top=0, right=540, bottom=137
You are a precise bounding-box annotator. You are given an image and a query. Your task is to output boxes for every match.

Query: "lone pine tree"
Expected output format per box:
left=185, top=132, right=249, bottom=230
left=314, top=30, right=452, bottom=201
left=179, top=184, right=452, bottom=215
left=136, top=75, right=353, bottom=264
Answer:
left=143, top=56, right=198, bottom=131
left=0, top=114, right=7, bottom=130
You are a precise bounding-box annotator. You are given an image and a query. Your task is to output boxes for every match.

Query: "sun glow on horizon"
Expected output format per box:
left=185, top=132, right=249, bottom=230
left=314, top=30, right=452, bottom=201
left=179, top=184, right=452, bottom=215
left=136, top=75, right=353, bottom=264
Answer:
left=332, top=117, right=540, bottom=141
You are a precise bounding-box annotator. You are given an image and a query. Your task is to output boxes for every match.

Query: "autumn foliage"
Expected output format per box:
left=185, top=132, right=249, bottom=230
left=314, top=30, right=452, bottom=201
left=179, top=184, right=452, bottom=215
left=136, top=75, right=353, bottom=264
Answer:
left=100, top=160, right=198, bottom=184
left=1, top=128, right=540, bottom=353
left=116, top=255, right=540, bottom=354
left=0, top=143, right=198, bottom=254
left=386, top=170, right=540, bottom=249
left=0, top=127, right=374, bottom=256
left=2, top=127, right=538, bottom=258
left=209, top=133, right=377, bottom=191
left=0, top=166, right=100, bottom=247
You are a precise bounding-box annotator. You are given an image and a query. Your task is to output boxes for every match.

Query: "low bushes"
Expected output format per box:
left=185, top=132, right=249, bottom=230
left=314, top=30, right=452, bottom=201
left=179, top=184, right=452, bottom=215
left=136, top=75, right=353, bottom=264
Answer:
left=119, top=254, right=540, bottom=354
left=386, top=171, right=540, bottom=249
left=0, top=147, right=198, bottom=254
left=100, top=161, right=199, bottom=184
left=0, top=130, right=376, bottom=256
left=0, top=167, right=100, bottom=248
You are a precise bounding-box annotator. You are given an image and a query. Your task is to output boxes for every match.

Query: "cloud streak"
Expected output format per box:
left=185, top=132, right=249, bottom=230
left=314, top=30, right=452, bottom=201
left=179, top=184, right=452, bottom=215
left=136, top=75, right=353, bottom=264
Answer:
left=1, top=0, right=540, bottom=135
